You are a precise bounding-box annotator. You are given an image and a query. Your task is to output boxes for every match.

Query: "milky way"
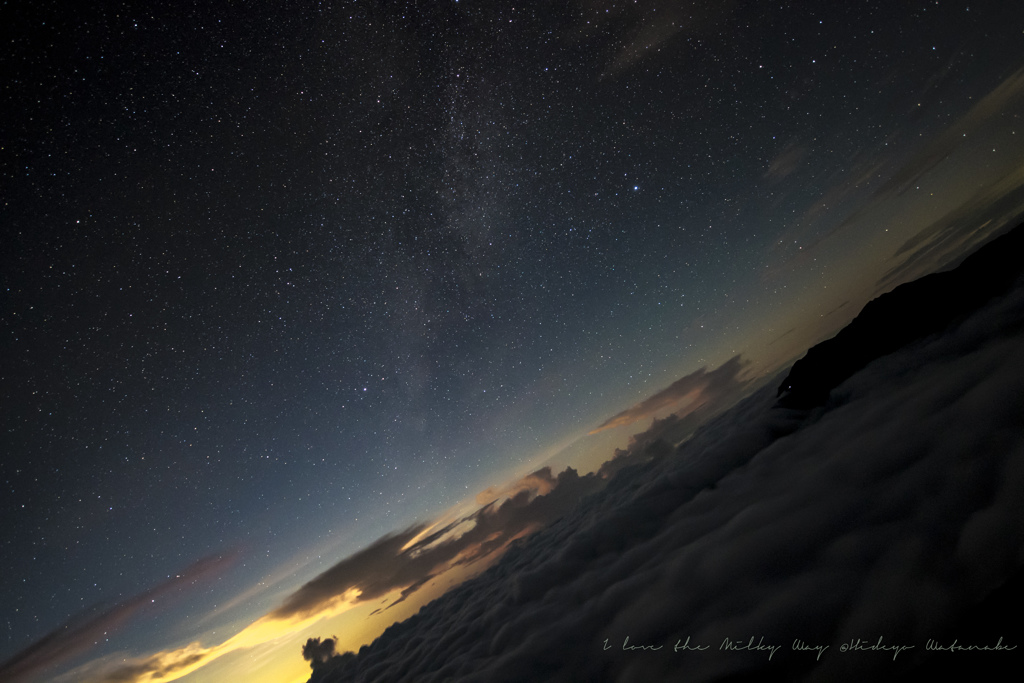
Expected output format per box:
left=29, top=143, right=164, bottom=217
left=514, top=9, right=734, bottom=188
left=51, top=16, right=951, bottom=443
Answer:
left=3, top=2, right=1024, bottom=682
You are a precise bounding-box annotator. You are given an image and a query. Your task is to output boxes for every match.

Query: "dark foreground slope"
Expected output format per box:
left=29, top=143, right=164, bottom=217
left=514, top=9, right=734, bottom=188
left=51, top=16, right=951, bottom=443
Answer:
left=777, top=222, right=1024, bottom=408
left=307, top=229, right=1024, bottom=683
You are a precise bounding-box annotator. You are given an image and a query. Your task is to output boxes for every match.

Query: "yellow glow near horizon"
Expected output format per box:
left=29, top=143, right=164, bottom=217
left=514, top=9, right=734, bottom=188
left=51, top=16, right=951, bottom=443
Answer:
left=91, top=589, right=364, bottom=683
left=86, top=537, right=511, bottom=683
left=174, top=555, right=503, bottom=683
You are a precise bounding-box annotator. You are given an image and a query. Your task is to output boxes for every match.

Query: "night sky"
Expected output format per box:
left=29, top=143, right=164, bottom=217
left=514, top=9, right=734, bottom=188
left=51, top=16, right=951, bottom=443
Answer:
left=4, top=2, right=1024, bottom=682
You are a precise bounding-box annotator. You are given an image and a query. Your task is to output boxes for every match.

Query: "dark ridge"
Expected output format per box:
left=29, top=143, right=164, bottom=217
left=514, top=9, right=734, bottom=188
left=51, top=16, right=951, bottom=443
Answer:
left=776, top=222, right=1024, bottom=409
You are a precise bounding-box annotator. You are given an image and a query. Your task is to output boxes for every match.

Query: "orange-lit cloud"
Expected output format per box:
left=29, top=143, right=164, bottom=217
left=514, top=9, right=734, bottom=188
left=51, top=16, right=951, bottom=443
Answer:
left=88, top=591, right=364, bottom=683
left=589, top=354, right=750, bottom=434
left=475, top=465, right=559, bottom=505
left=0, top=553, right=238, bottom=683
left=270, top=527, right=429, bottom=621
left=77, top=464, right=608, bottom=683
left=284, top=282, right=1024, bottom=682
left=37, top=356, right=764, bottom=683
left=762, top=64, right=1024, bottom=287
left=90, top=642, right=213, bottom=683
left=274, top=465, right=604, bottom=623
left=764, top=141, right=808, bottom=183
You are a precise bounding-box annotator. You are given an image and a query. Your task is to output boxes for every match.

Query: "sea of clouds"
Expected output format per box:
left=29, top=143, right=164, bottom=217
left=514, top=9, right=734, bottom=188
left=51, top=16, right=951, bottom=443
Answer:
left=308, top=275, right=1024, bottom=683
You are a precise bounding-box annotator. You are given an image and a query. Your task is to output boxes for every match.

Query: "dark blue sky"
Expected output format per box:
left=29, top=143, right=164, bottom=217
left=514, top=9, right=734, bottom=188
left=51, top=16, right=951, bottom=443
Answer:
left=4, top=2, right=1024, bottom=681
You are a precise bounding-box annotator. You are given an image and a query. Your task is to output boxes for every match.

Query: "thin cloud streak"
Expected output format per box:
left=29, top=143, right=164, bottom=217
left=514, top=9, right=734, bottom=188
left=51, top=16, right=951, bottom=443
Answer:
left=589, top=354, right=750, bottom=434
left=301, top=271, right=1024, bottom=683
left=0, top=553, right=238, bottom=683
left=83, top=462, right=611, bottom=681
left=53, top=354, right=763, bottom=683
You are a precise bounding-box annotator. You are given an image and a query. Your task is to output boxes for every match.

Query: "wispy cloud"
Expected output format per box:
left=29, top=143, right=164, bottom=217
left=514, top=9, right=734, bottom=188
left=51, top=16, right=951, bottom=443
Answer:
left=48, top=355, right=765, bottom=683
left=589, top=354, right=750, bottom=433
left=873, top=65, right=1024, bottom=202
left=83, top=463, right=609, bottom=682
left=571, top=0, right=736, bottom=78
left=0, top=553, right=237, bottom=683
left=299, top=276, right=1024, bottom=682
left=875, top=162, right=1024, bottom=293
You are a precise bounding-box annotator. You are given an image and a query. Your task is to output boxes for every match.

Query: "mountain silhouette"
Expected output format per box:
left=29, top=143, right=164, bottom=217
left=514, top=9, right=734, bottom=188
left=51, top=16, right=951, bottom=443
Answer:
left=777, top=223, right=1024, bottom=409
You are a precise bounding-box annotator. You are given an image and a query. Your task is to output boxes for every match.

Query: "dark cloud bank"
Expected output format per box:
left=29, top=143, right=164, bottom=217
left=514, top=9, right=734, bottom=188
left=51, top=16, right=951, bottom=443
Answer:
left=301, top=221, right=1024, bottom=682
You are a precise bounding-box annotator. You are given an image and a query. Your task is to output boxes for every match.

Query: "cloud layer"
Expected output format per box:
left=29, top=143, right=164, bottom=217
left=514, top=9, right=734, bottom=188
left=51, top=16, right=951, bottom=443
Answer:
left=306, top=274, right=1024, bottom=682
left=15, top=347, right=756, bottom=683
left=590, top=354, right=750, bottom=434
left=84, top=462, right=614, bottom=682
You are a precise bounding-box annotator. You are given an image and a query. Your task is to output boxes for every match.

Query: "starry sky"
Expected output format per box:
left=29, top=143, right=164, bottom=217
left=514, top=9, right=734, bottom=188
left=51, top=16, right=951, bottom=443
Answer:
left=4, top=1, right=1024, bottom=682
